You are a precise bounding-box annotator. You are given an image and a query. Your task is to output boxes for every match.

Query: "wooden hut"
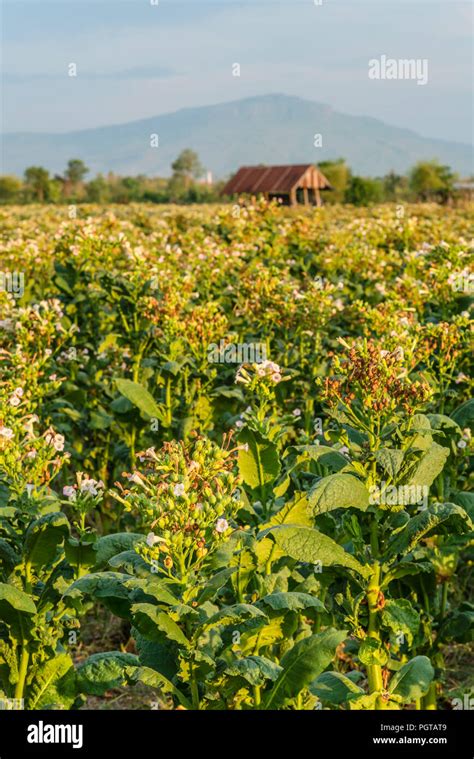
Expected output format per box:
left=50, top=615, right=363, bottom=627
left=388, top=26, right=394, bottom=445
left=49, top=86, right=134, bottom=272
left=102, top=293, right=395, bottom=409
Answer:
left=222, top=163, right=332, bottom=206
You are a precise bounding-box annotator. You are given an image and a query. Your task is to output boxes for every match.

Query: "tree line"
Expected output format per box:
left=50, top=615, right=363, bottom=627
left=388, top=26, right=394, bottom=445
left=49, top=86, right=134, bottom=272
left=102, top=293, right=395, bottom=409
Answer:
left=0, top=150, right=470, bottom=206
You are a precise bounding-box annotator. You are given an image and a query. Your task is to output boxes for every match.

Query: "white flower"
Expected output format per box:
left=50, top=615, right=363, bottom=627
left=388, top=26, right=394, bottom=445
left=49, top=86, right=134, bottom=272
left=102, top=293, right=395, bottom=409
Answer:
left=0, top=428, right=14, bottom=440
left=235, top=420, right=244, bottom=429
left=146, top=532, right=161, bottom=547
left=25, top=484, right=34, bottom=497
left=215, top=518, right=229, bottom=534
left=26, top=450, right=37, bottom=459
left=457, top=440, right=467, bottom=449
left=292, top=408, right=302, bottom=417
left=80, top=478, right=103, bottom=496
left=392, top=346, right=404, bottom=362
left=9, top=395, right=21, bottom=407
left=173, top=483, right=186, bottom=497
left=63, top=485, right=77, bottom=501
left=271, top=372, right=282, bottom=383
left=13, top=387, right=24, bottom=397
left=53, top=434, right=65, bottom=452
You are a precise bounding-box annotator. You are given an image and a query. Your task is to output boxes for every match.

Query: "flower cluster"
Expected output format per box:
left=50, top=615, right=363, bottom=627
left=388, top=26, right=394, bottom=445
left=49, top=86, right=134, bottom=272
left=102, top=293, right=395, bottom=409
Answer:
left=112, top=434, right=243, bottom=580
left=321, top=339, right=432, bottom=419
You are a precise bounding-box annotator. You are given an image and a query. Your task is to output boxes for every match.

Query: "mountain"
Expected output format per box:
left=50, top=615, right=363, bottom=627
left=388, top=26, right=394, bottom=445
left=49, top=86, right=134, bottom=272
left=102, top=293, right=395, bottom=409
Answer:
left=1, top=94, right=472, bottom=178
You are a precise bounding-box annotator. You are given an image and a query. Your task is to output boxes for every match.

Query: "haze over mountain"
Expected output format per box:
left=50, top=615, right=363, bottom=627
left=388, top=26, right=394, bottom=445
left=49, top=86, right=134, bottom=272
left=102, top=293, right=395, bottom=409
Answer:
left=2, top=95, right=472, bottom=179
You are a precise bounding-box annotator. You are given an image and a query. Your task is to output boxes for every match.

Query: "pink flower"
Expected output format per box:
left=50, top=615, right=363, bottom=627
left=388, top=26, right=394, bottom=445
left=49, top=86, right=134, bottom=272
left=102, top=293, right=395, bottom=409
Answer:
left=215, top=518, right=229, bottom=534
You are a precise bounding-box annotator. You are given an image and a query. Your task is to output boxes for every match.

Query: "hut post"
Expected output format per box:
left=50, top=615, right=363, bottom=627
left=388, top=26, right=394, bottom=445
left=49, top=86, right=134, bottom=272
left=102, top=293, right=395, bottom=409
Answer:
left=315, top=185, right=321, bottom=207
left=290, top=188, right=297, bottom=206
left=303, top=187, right=309, bottom=205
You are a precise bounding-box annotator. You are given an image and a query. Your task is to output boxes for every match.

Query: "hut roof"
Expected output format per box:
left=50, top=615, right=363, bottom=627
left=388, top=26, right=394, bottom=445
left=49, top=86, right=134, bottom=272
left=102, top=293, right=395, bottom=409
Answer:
left=222, top=164, right=332, bottom=195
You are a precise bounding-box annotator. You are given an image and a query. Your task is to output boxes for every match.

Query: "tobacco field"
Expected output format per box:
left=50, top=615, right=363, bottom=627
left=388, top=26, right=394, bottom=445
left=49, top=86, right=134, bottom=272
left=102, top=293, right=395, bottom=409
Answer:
left=0, top=201, right=472, bottom=711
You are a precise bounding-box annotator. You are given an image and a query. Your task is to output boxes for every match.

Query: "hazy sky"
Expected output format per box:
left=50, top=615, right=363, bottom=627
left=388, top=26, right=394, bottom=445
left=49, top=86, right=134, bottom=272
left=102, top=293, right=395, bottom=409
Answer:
left=1, top=0, right=472, bottom=144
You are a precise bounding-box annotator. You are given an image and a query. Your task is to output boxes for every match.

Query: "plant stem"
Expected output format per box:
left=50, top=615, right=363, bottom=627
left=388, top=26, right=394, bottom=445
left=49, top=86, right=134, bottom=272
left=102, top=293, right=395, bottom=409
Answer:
left=190, top=662, right=199, bottom=710
left=253, top=685, right=261, bottom=708
left=440, top=581, right=448, bottom=619
left=366, top=562, right=386, bottom=709
left=423, top=683, right=437, bottom=710
left=14, top=644, right=29, bottom=701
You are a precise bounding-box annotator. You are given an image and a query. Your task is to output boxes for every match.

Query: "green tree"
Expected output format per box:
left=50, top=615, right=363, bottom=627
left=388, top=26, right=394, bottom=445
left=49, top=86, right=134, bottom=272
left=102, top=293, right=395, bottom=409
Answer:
left=86, top=174, right=110, bottom=203
left=409, top=160, right=455, bottom=203
left=24, top=166, right=51, bottom=202
left=344, top=176, right=383, bottom=206
left=65, top=159, right=89, bottom=185
left=319, top=159, right=350, bottom=203
left=170, top=149, right=204, bottom=192
left=0, top=175, right=23, bottom=204
left=382, top=171, right=409, bottom=202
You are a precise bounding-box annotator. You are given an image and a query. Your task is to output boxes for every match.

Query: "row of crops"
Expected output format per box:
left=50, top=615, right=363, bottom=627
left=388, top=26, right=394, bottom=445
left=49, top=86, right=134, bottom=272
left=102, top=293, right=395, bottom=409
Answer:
left=0, top=201, right=472, bottom=710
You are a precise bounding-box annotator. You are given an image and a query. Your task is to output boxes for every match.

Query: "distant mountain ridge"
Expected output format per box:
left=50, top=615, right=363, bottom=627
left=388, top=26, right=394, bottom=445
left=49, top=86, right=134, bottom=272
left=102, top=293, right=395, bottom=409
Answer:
left=2, top=94, right=472, bottom=178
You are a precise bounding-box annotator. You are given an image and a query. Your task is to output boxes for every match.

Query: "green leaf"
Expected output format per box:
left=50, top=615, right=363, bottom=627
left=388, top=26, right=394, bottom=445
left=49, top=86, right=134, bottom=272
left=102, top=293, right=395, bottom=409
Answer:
left=375, top=449, right=405, bottom=479
left=134, top=630, right=178, bottom=681
left=131, top=604, right=190, bottom=647
left=451, top=398, right=474, bottom=432
left=124, top=577, right=178, bottom=606
left=0, top=539, right=20, bottom=571
left=258, top=592, right=325, bottom=613
left=0, top=583, right=37, bottom=624
left=126, top=665, right=191, bottom=709
left=77, top=652, right=139, bottom=696
left=310, top=671, right=364, bottom=705
left=308, top=473, right=370, bottom=516
left=264, top=492, right=312, bottom=529
left=203, top=603, right=268, bottom=631
left=403, top=443, right=449, bottom=489
left=382, top=561, right=432, bottom=586
left=381, top=599, right=419, bottom=645
left=23, top=512, right=69, bottom=569
left=115, top=378, right=161, bottom=418
left=385, top=503, right=472, bottom=559
left=65, top=537, right=97, bottom=570
left=224, top=656, right=282, bottom=686
left=264, top=628, right=347, bottom=709
left=358, top=637, right=388, bottom=666
left=437, top=605, right=474, bottom=644
left=94, top=533, right=145, bottom=568
left=64, top=572, right=133, bottom=618
left=108, top=550, right=151, bottom=576
left=194, top=568, right=237, bottom=605
left=347, top=692, right=380, bottom=710
left=388, top=656, right=434, bottom=702
left=264, top=525, right=370, bottom=578
left=27, top=653, right=76, bottom=709
left=238, top=429, right=281, bottom=490
left=292, top=445, right=353, bottom=473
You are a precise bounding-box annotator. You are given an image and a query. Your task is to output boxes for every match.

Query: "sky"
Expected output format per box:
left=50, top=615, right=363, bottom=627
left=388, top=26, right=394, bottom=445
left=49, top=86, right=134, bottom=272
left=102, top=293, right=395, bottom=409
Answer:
left=1, top=0, right=472, bottom=144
